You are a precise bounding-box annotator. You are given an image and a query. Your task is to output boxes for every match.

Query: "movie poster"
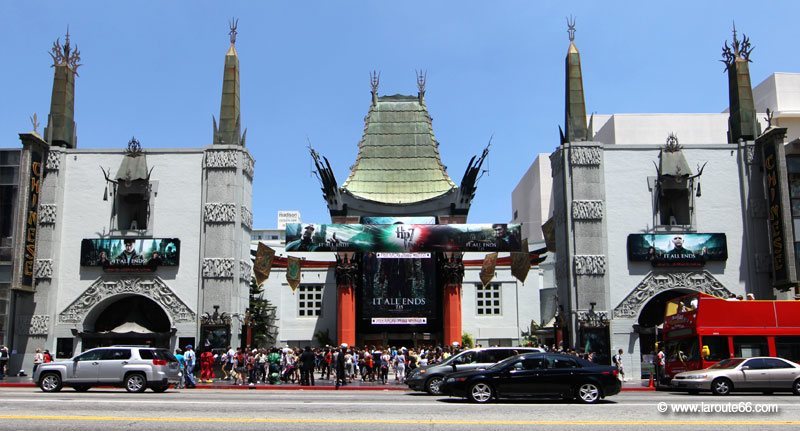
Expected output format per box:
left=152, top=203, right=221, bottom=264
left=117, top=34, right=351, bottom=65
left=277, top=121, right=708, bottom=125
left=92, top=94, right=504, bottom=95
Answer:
left=360, top=253, right=436, bottom=323
left=627, top=234, right=727, bottom=267
left=285, top=223, right=523, bottom=252
left=80, top=238, right=180, bottom=271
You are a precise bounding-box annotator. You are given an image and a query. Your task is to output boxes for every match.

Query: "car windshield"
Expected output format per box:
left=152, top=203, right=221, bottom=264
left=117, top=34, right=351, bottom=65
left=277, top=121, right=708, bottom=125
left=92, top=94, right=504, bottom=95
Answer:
left=708, top=358, right=745, bottom=369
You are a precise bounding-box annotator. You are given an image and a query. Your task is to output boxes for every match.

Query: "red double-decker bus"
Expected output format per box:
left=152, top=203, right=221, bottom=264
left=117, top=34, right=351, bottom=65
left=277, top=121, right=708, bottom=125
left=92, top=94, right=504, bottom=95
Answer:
left=662, top=292, right=800, bottom=380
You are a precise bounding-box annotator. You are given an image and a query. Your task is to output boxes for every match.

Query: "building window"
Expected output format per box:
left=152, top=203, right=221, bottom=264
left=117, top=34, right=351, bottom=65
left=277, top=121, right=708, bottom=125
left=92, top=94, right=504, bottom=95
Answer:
left=298, top=284, right=323, bottom=317
left=476, top=283, right=502, bottom=316
left=115, top=180, right=149, bottom=230
left=658, top=188, right=691, bottom=226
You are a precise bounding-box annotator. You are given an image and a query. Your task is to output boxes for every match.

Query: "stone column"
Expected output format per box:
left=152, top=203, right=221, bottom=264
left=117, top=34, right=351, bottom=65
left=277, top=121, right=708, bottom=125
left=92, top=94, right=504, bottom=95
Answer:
left=440, top=254, right=464, bottom=346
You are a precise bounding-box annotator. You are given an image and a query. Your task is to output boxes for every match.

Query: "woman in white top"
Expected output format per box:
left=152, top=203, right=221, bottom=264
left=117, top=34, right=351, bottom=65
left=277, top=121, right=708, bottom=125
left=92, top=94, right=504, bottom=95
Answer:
left=394, top=352, right=406, bottom=383
left=33, top=348, right=44, bottom=374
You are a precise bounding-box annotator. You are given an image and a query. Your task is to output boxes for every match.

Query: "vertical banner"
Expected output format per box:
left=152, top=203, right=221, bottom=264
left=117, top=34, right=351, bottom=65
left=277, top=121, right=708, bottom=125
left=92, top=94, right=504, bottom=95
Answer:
left=761, top=136, right=798, bottom=289
left=21, top=150, right=43, bottom=288
left=511, top=240, right=531, bottom=283
left=286, top=256, right=301, bottom=293
left=479, top=252, right=498, bottom=287
left=253, top=243, right=275, bottom=286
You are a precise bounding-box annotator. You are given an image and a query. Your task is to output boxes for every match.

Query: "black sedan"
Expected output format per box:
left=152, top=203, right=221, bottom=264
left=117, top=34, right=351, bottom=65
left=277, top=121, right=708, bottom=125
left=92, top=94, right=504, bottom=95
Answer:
left=439, top=353, right=622, bottom=404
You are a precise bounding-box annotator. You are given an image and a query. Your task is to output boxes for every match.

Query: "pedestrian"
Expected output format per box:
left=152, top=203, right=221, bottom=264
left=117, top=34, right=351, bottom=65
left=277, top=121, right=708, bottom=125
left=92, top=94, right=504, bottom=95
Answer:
left=174, top=349, right=186, bottom=389
left=183, top=345, right=197, bottom=388
left=656, top=345, right=666, bottom=385
left=394, top=349, right=406, bottom=384
left=200, top=348, right=214, bottom=382
left=299, top=346, right=315, bottom=386
left=613, top=348, right=626, bottom=382
left=335, top=344, right=347, bottom=389
left=33, top=348, right=44, bottom=375
left=43, top=350, right=52, bottom=363
left=0, top=345, right=8, bottom=380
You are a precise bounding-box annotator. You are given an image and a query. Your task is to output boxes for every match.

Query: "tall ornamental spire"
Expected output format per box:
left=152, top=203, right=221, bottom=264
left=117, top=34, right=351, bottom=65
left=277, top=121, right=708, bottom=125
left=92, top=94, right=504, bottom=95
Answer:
left=561, top=16, right=589, bottom=144
left=722, top=23, right=759, bottom=142
left=213, top=18, right=245, bottom=146
left=44, top=28, right=81, bottom=148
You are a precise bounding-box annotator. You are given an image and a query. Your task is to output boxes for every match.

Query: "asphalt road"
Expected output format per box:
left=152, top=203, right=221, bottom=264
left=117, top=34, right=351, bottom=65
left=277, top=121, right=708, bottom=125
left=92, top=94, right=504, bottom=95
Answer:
left=0, top=388, right=798, bottom=431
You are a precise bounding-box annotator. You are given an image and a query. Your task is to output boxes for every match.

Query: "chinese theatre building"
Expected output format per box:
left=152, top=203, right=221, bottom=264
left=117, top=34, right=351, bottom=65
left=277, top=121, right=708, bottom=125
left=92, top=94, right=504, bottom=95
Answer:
left=258, top=73, right=546, bottom=349
left=540, top=24, right=800, bottom=377
left=8, top=26, right=253, bottom=373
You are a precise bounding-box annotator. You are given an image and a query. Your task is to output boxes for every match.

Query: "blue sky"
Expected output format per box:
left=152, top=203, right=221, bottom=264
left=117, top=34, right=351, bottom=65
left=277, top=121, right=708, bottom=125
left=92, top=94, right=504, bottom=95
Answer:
left=3, top=2, right=800, bottom=228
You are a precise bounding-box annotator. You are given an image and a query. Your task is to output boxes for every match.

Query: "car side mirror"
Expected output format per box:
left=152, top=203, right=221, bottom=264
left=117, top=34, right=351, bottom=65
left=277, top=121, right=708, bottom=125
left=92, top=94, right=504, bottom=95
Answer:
left=73, top=358, right=79, bottom=362
left=452, top=363, right=457, bottom=372
left=740, top=366, right=749, bottom=370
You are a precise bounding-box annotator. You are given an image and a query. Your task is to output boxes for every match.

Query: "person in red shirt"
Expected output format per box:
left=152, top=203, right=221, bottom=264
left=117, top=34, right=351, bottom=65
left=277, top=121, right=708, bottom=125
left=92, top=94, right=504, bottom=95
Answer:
left=200, top=349, right=215, bottom=382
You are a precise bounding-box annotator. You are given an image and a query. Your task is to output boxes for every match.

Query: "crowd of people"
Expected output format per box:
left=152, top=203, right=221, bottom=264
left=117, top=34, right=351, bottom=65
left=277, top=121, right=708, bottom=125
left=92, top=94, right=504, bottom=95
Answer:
left=173, top=343, right=468, bottom=387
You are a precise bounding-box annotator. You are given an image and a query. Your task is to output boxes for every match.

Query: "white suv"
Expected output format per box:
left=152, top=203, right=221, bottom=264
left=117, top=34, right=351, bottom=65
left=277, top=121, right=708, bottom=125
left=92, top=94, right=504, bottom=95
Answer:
left=34, top=346, right=181, bottom=393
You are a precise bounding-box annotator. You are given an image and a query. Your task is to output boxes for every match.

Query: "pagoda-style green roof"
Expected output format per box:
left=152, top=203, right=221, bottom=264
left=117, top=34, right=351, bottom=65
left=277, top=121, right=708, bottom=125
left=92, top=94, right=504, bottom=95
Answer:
left=341, top=94, right=456, bottom=204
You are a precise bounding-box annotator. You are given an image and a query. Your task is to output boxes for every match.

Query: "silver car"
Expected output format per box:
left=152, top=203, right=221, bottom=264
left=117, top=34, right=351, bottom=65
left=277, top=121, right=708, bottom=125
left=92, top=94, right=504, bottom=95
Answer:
left=34, top=346, right=181, bottom=393
left=671, top=357, right=800, bottom=395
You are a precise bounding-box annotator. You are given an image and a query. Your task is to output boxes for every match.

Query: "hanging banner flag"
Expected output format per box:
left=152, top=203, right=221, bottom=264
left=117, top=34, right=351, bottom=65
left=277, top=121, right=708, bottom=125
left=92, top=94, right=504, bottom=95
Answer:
left=253, top=243, right=275, bottom=286
left=480, top=252, right=498, bottom=287
left=286, top=256, right=302, bottom=293
left=511, top=240, right=531, bottom=283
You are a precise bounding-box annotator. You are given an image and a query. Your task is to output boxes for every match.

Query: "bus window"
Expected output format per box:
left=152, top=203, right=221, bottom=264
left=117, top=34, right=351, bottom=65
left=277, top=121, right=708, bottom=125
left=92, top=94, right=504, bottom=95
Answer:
left=701, top=336, right=730, bottom=361
left=666, top=338, right=699, bottom=363
left=776, top=336, right=800, bottom=363
left=665, top=300, right=679, bottom=317
left=733, top=336, right=769, bottom=358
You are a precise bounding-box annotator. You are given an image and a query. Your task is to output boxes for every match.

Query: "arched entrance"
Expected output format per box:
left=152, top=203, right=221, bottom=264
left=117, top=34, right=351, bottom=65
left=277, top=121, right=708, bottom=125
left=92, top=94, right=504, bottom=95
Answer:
left=81, top=295, right=173, bottom=349
left=636, top=288, right=694, bottom=357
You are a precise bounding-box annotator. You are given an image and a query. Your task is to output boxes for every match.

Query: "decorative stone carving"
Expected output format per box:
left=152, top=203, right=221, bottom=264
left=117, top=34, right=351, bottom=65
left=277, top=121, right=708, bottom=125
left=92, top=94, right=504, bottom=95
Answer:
left=576, top=309, right=609, bottom=328
left=200, top=305, right=232, bottom=326
left=240, top=259, right=252, bottom=282
left=16, top=314, right=50, bottom=336
left=241, top=206, right=253, bottom=230
left=204, top=203, right=236, bottom=223
left=58, top=277, right=195, bottom=324
left=612, top=271, right=734, bottom=318
left=242, top=151, right=255, bottom=178
left=574, top=255, right=606, bottom=275
left=204, top=150, right=238, bottom=169
left=440, top=254, right=465, bottom=285
left=749, top=197, right=767, bottom=219
left=34, top=259, right=53, bottom=279
left=39, top=204, right=57, bottom=224
left=45, top=150, right=62, bottom=171
left=745, top=144, right=757, bottom=165
left=335, top=253, right=360, bottom=287
left=570, top=147, right=602, bottom=166
left=571, top=200, right=604, bottom=220
left=202, top=258, right=234, bottom=278
left=754, top=253, right=772, bottom=273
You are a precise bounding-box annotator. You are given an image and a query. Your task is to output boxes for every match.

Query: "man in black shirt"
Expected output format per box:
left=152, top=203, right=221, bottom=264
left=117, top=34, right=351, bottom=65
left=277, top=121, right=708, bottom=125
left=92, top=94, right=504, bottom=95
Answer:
left=299, top=346, right=316, bottom=386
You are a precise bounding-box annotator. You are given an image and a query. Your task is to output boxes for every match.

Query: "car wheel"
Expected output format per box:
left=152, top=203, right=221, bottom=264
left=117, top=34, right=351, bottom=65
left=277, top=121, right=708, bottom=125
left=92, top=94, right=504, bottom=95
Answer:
left=73, top=385, right=91, bottom=392
left=576, top=382, right=601, bottom=404
left=39, top=373, right=62, bottom=393
left=425, top=376, right=444, bottom=395
left=792, top=379, right=800, bottom=396
left=711, top=378, right=733, bottom=396
left=151, top=385, right=169, bottom=393
left=467, top=382, right=493, bottom=404
left=124, top=373, right=147, bottom=393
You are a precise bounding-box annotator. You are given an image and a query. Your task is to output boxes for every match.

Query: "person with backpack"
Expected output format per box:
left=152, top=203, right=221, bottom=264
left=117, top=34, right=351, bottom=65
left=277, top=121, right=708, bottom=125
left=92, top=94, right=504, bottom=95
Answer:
left=613, top=348, right=626, bottom=382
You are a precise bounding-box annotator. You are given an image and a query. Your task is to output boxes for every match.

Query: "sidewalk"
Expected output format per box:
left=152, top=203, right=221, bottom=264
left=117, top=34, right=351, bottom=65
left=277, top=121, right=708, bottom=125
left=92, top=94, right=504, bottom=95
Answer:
left=0, top=376, right=655, bottom=391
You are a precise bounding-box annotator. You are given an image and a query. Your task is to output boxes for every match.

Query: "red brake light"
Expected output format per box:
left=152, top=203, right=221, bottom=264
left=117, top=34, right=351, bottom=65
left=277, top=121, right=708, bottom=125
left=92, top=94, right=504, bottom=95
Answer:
left=153, top=359, right=167, bottom=366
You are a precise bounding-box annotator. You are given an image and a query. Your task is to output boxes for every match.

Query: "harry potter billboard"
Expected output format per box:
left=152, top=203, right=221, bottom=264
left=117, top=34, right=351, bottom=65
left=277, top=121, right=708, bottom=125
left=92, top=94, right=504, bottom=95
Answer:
left=360, top=253, right=436, bottom=323
left=285, top=223, right=522, bottom=252
left=627, top=234, right=727, bottom=267
left=80, top=238, right=180, bottom=271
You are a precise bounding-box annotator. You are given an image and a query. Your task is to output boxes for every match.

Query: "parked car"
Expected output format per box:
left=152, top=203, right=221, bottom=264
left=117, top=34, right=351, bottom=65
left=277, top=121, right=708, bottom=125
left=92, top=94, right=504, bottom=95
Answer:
left=439, top=352, right=621, bottom=404
left=34, top=346, right=181, bottom=393
left=671, top=357, right=800, bottom=395
left=407, top=347, right=545, bottom=395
